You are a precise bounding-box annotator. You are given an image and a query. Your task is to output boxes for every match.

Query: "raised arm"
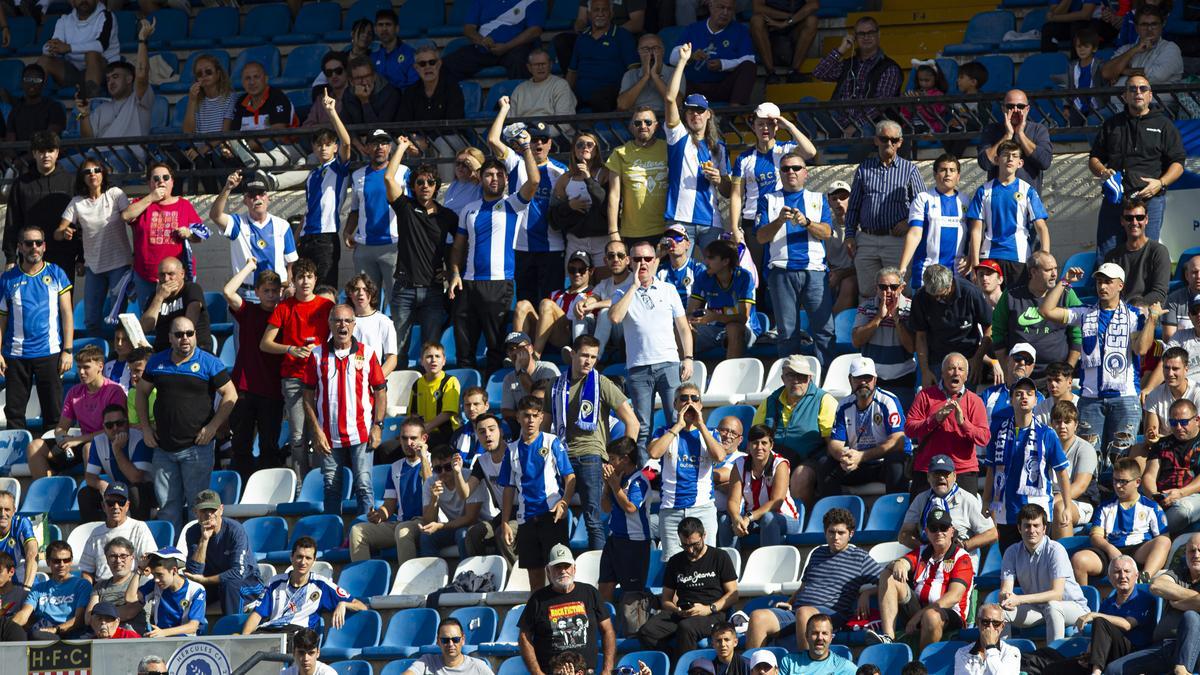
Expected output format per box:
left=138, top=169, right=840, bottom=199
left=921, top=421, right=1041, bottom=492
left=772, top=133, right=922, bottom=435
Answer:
left=664, top=43, right=691, bottom=129
left=209, top=171, right=242, bottom=231
left=386, top=135, right=412, bottom=203
left=222, top=260, right=256, bottom=312
left=486, top=96, right=513, bottom=159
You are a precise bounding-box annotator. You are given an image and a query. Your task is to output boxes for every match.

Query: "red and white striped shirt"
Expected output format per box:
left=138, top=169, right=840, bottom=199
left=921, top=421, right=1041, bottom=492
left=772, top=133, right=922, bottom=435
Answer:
left=302, top=339, right=385, bottom=448
left=734, top=453, right=800, bottom=519
left=904, top=542, right=974, bottom=622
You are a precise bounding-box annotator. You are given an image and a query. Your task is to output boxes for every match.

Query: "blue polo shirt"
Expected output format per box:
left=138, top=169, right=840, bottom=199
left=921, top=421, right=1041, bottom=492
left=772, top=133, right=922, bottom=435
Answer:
left=569, top=25, right=638, bottom=102
left=372, top=42, right=417, bottom=90
left=470, top=0, right=546, bottom=45
left=674, top=19, right=754, bottom=85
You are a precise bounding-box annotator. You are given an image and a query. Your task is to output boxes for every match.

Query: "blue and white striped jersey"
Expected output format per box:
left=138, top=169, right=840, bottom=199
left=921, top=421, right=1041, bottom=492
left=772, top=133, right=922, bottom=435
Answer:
left=1091, top=495, right=1168, bottom=547
left=138, top=578, right=207, bottom=634
left=607, top=471, right=650, bottom=541
left=757, top=188, right=832, bottom=271
left=907, top=188, right=966, bottom=290
left=349, top=164, right=410, bottom=246
left=255, top=573, right=354, bottom=630
left=0, top=262, right=71, bottom=359
left=302, top=157, right=351, bottom=236
left=222, top=213, right=299, bottom=284
left=383, top=456, right=426, bottom=522
left=457, top=193, right=531, bottom=281
left=732, top=142, right=797, bottom=220
left=831, top=388, right=910, bottom=454
left=503, top=152, right=566, bottom=253
left=967, top=178, right=1048, bottom=263
left=654, top=427, right=716, bottom=509
left=664, top=122, right=727, bottom=228
left=497, top=431, right=574, bottom=523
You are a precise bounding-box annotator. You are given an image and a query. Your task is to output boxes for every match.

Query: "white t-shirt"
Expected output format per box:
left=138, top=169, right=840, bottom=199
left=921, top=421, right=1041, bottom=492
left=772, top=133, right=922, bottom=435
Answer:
left=78, top=517, right=157, bottom=579
left=1033, top=394, right=1079, bottom=426
left=592, top=272, right=635, bottom=302
left=407, top=654, right=495, bottom=675
left=61, top=187, right=133, bottom=274
left=352, top=311, right=398, bottom=361
left=1144, top=381, right=1200, bottom=426
left=613, top=280, right=685, bottom=368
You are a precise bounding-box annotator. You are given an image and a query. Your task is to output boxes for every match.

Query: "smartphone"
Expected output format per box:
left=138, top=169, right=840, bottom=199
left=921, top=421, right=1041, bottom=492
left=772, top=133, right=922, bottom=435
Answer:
left=76, top=85, right=87, bottom=106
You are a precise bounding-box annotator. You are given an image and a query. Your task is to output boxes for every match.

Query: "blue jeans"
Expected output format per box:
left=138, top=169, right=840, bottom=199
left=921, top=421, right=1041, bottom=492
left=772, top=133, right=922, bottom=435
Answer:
left=1077, top=395, right=1141, bottom=463
left=658, top=502, right=717, bottom=560
left=83, top=265, right=131, bottom=335
left=627, top=362, right=681, bottom=459
left=390, top=285, right=447, bottom=369
left=717, top=510, right=798, bottom=549
left=571, top=454, right=606, bottom=549
left=418, top=527, right=465, bottom=557
left=153, top=442, right=215, bottom=531
left=1104, top=610, right=1200, bottom=675
left=768, top=268, right=834, bottom=362
left=133, top=275, right=158, bottom=314
left=1096, top=192, right=1165, bottom=257
left=320, top=442, right=374, bottom=516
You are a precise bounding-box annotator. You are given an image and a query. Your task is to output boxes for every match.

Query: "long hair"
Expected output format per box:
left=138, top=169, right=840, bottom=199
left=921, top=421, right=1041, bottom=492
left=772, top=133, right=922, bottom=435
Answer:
left=193, top=53, right=232, bottom=98
left=570, top=130, right=605, bottom=176
left=72, top=157, right=112, bottom=197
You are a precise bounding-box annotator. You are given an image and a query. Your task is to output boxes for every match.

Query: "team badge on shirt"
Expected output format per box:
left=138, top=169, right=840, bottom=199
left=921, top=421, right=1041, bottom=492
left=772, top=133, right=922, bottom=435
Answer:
left=41, top=276, right=50, bottom=285
left=310, top=591, right=320, bottom=602
left=256, top=239, right=267, bottom=249
left=874, top=414, right=883, bottom=425
left=540, top=446, right=549, bottom=457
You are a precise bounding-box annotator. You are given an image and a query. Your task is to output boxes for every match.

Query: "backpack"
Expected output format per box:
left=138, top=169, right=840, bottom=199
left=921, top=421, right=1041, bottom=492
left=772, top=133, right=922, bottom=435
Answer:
left=617, top=589, right=659, bottom=635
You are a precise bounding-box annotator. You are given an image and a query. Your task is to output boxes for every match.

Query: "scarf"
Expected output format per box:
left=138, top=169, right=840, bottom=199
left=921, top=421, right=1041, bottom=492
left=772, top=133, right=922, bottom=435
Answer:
left=992, top=417, right=1045, bottom=499
left=1082, top=304, right=1133, bottom=395
left=552, top=365, right=600, bottom=435
left=922, top=484, right=959, bottom=533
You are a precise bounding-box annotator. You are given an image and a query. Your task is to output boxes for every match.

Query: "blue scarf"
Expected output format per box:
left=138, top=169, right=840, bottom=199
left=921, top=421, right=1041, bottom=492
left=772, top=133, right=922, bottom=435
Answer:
left=552, top=366, right=600, bottom=435
left=991, top=417, right=1045, bottom=501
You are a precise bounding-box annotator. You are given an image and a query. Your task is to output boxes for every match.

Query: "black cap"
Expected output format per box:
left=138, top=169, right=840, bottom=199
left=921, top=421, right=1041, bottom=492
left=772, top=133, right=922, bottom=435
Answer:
left=528, top=121, right=552, bottom=139
left=926, top=508, right=954, bottom=530
left=244, top=171, right=269, bottom=194
left=91, top=601, right=120, bottom=619
left=567, top=250, right=593, bottom=268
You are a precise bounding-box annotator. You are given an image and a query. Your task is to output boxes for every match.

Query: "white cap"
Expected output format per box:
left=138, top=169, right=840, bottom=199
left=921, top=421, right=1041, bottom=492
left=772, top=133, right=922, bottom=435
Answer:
left=828, top=180, right=851, bottom=194
left=1093, top=262, right=1126, bottom=282
left=748, top=651, right=778, bottom=670
left=849, top=356, right=877, bottom=378
left=754, top=102, right=781, bottom=119
left=1009, top=343, right=1037, bottom=361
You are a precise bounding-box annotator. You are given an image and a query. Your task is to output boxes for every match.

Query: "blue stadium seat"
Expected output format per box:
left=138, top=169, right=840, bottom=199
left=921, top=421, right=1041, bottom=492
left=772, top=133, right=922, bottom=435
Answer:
left=204, top=291, right=234, bottom=339
left=495, top=657, right=527, bottom=675
left=18, top=476, right=76, bottom=517
left=278, top=2, right=342, bottom=44
left=339, top=559, right=391, bottom=600
left=704, top=405, right=755, bottom=450
left=114, top=10, right=138, bottom=52
left=378, top=661, right=417, bottom=675
left=208, top=613, right=247, bottom=635
left=146, top=9, right=188, bottom=49
left=322, top=609, right=382, bottom=659
left=429, top=0, right=475, bottom=37
left=859, top=643, right=911, bottom=673
left=460, top=81, right=482, bottom=116
left=233, top=46, right=283, bottom=84
left=786, top=496, right=865, bottom=546
left=175, top=6, right=240, bottom=50
left=1016, top=53, right=1069, bottom=124
left=329, top=662, right=372, bottom=675
left=474, top=79, right=524, bottom=119
left=277, top=44, right=330, bottom=89
left=397, top=0, right=444, bottom=38
left=943, top=11, right=1015, bottom=55
left=2, top=16, right=37, bottom=55
left=224, top=3, right=291, bottom=47
left=361, top=608, right=440, bottom=658
left=920, top=641, right=969, bottom=675
left=477, top=604, right=524, bottom=656
left=265, top=514, right=344, bottom=563
left=448, top=368, right=483, bottom=392
left=999, top=9, right=1047, bottom=51
left=620, top=651, right=670, bottom=675
left=211, top=470, right=242, bottom=507
left=976, top=55, right=1015, bottom=94
left=833, top=308, right=856, bottom=355
left=975, top=542, right=1002, bottom=590
left=146, top=520, right=176, bottom=549
left=345, top=0, right=392, bottom=28
left=1063, top=251, right=1098, bottom=279
left=244, top=516, right=289, bottom=560
left=486, top=369, right=512, bottom=408
left=289, top=89, right=313, bottom=119
left=418, top=606, right=498, bottom=654
left=17, top=17, right=55, bottom=57
left=218, top=336, right=237, bottom=370
left=647, top=548, right=665, bottom=592
left=855, top=493, right=910, bottom=544
left=1175, top=246, right=1200, bottom=281
left=160, top=50, right=232, bottom=95
left=673, top=650, right=716, bottom=675
left=0, top=430, right=33, bottom=476
left=278, top=468, right=348, bottom=517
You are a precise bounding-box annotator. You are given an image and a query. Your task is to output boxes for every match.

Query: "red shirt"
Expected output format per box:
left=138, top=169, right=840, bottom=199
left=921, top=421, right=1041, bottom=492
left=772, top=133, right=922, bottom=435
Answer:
left=903, top=543, right=974, bottom=622
left=129, top=198, right=202, bottom=282
left=302, top=340, right=385, bottom=448
left=233, top=301, right=282, bottom=399
left=904, top=386, right=991, bottom=473
left=268, top=296, right=334, bottom=380
left=109, top=627, right=141, bottom=639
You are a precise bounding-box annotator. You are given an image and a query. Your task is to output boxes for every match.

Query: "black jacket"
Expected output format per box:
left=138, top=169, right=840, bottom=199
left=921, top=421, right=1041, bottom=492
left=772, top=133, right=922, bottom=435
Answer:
left=3, top=168, right=75, bottom=268
left=1089, top=107, right=1186, bottom=193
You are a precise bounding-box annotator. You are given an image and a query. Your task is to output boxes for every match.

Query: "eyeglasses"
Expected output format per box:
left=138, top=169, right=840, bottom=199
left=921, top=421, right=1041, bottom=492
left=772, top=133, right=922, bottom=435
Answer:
left=416, top=59, right=439, bottom=67
left=716, top=427, right=742, bottom=438
left=568, top=266, right=589, bottom=275
left=172, top=330, right=196, bottom=338
left=1011, top=355, right=1034, bottom=365
left=677, top=394, right=701, bottom=402
left=606, top=251, right=628, bottom=260
left=877, top=136, right=902, bottom=144
left=1113, top=477, right=1137, bottom=487
left=1126, top=85, right=1151, bottom=93
left=1169, top=417, right=1197, bottom=427
left=104, top=420, right=128, bottom=429
left=978, top=618, right=1004, bottom=628
left=632, top=255, right=655, bottom=263
left=1004, top=103, right=1029, bottom=111
left=878, top=283, right=900, bottom=291
left=414, top=178, right=437, bottom=187
left=21, top=239, right=44, bottom=247
left=575, top=140, right=596, bottom=149
left=779, top=165, right=805, bottom=173
left=50, top=557, right=72, bottom=564
left=323, top=66, right=345, bottom=77
left=439, top=636, right=463, bottom=645
left=151, top=174, right=172, bottom=183
left=105, top=498, right=128, bottom=507
left=631, top=119, right=655, bottom=127
left=22, top=76, right=45, bottom=84
left=431, top=462, right=455, bottom=473
left=196, top=68, right=215, bottom=77
left=1122, top=214, right=1147, bottom=222
left=106, top=552, right=132, bottom=560
left=81, top=167, right=104, bottom=176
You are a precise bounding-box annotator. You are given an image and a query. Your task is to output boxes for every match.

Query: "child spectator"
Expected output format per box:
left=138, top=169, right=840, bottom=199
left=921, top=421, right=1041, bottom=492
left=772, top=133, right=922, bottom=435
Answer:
left=1070, top=457, right=1170, bottom=584
left=408, top=342, right=462, bottom=446
left=1067, top=28, right=1104, bottom=125
left=598, top=437, right=651, bottom=602
left=103, top=324, right=135, bottom=391
left=944, top=61, right=988, bottom=157
left=901, top=62, right=949, bottom=134
left=346, top=274, right=398, bottom=378
left=966, top=140, right=1051, bottom=286
left=131, top=547, right=207, bottom=637
left=1049, top=401, right=1100, bottom=539
left=452, top=386, right=509, bottom=466
left=1033, top=361, right=1081, bottom=424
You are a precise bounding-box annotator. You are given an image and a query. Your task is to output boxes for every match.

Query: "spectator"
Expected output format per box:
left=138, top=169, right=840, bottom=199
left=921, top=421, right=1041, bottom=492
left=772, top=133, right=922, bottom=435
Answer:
left=723, top=425, right=801, bottom=547
left=261, top=259, right=334, bottom=482
left=648, top=384, right=726, bottom=557
left=140, top=257, right=212, bottom=353
left=825, top=181, right=857, bottom=313
left=121, top=163, right=207, bottom=309
left=898, top=454, right=998, bottom=553
left=84, top=537, right=143, bottom=633
left=999, top=504, right=1090, bottom=641
left=618, top=34, right=683, bottom=113
left=992, top=252, right=1082, bottom=378
left=398, top=45, right=466, bottom=123
left=851, top=267, right=916, bottom=408
left=519, top=544, right=615, bottom=675
left=752, top=355, right=836, bottom=505
left=1039, top=263, right=1160, bottom=460
left=577, top=240, right=636, bottom=360
left=303, top=53, right=349, bottom=129
left=966, top=140, right=1051, bottom=286
left=556, top=0, right=645, bottom=69
left=343, top=274, right=398, bottom=378
left=180, top=53, right=238, bottom=194
left=1163, top=257, right=1200, bottom=340
left=0, top=223, right=73, bottom=432
left=910, top=265, right=993, bottom=389
left=1144, top=346, right=1200, bottom=442
left=77, top=18, right=153, bottom=153
left=754, top=148, right=830, bottom=360
left=0, top=491, right=38, bottom=598
left=1040, top=0, right=1107, bottom=52
left=453, top=387, right=499, bottom=464
left=345, top=132, right=407, bottom=306
left=500, top=396, right=576, bottom=590
left=597, top=437, right=650, bottom=600
left=710, top=623, right=748, bottom=675
left=211, top=170, right=299, bottom=290
left=444, top=148, right=486, bottom=220
left=404, top=617, right=495, bottom=675
left=548, top=335, right=639, bottom=548
left=86, top=600, right=137, bottom=639
left=283, top=628, right=336, bottom=675
left=242, top=536, right=365, bottom=639
left=3, top=133, right=73, bottom=279
left=56, top=158, right=132, bottom=336
left=103, top=325, right=136, bottom=392
left=953, top=604, right=1022, bottom=675
left=821, top=356, right=909, bottom=498
left=183, top=490, right=263, bottom=614
left=638, top=517, right=738, bottom=659
left=663, top=45, right=731, bottom=252
left=4, top=64, right=66, bottom=141
left=418, top=445, right=481, bottom=557
left=1101, top=6, right=1182, bottom=87
left=844, top=120, right=926, bottom=299
left=978, top=90, right=1054, bottom=194
left=656, top=225, right=705, bottom=307
left=812, top=17, right=902, bottom=140
left=979, top=343, right=1044, bottom=421
left=130, top=547, right=206, bottom=637
left=442, top=0, right=545, bottom=82
left=1104, top=532, right=1200, bottom=674
left=136, top=316, right=238, bottom=531
left=349, top=417, right=431, bottom=562
left=688, top=239, right=760, bottom=359
left=1088, top=74, right=1185, bottom=256
left=778, top=614, right=857, bottom=674
left=904, top=352, right=991, bottom=495
left=1143, top=399, right=1200, bottom=533
left=223, top=262, right=284, bottom=479
left=500, top=332, right=559, bottom=424
left=562, top=0, right=635, bottom=113
left=1071, top=457, right=1169, bottom=586
left=1103, top=199, right=1171, bottom=306
left=14, top=541, right=90, bottom=639
left=0, top=556, right=23, bottom=631
left=513, top=252, right=593, bottom=358
left=37, top=0, right=120, bottom=98
left=228, top=60, right=298, bottom=138
left=371, top=9, right=417, bottom=90
left=78, top=483, right=155, bottom=582
left=1048, top=401, right=1099, bottom=539
left=341, top=58, right=401, bottom=144
left=448, top=141, right=541, bottom=374
left=463, top=413, right=519, bottom=561
left=551, top=134, right=612, bottom=280
left=898, top=154, right=966, bottom=292
left=670, top=0, right=756, bottom=105
left=866, top=508, right=973, bottom=652
left=749, top=0, right=819, bottom=82
left=606, top=109, right=669, bottom=244
left=409, top=342, right=461, bottom=445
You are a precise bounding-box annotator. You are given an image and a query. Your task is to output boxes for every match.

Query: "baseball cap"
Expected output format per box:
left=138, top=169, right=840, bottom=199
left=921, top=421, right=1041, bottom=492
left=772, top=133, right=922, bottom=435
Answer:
left=753, top=102, right=781, bottom=119
left=748, top=650, right=778, bottom=670
left=1093, top=262, right=1126, bottom=282
left=849, top=356, right=877, bottom=378
left=974, top=259, right=1003, bottom=278
left=783, top=354, right=814, bottom=377
left=568, top=250, right=593, bottom=268
left=528, top=121, right=552, bottom=139
left=501, top=122, right=528, bottom=143
left=367, top=129, right=392, bottom=144
left=665, top=224, right=689, bottom=239
left=683, top=93, right=710, bottom=110
left=928, top=454, right=956, bottom=474
left=827, top=180, right=851, bottom=194
left=688, top=659, right=716, bottom=675
left=1011, top=376, right=1038, bottom=392
left=148, top=546, right=187, bottom=564
left=1189, top=293, right=1200, bottom=312
left=104, top=483, right=130, bottom=500
left=1009, top=343, right=1037, bottom=361
left=547, top=543, right=575, bottom=567
left=194, top=489, right=222, bottom=511
left=505, top=331, right=531, bottom=347
left=91, top=602, right=120, bottom=619
left=244, top=170, right=269, bottom=194
left=926, top=508, right=954, bottom=530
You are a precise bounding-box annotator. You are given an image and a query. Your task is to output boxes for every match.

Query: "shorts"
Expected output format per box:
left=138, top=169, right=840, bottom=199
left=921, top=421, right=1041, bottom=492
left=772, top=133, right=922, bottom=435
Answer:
left=694, top=322, right=756, bottom=354
left=1073, top=500, right=1095, bottom=524
left=1095, top=543, right=1144, bottom=570
left=46, top=438, right=83, bottom=472
left=566, top=234, right=611, bottom=270
left=515, top=510, right=571, bottom=569
left=598, top=536, right=651, bottom=589
left=767, top=604, right=846, bottom=633
left=898, top=588, right=965, bottom=632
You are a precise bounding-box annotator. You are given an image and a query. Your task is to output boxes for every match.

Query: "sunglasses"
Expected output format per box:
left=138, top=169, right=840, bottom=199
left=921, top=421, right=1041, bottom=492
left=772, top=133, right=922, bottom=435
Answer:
left=1011, top=355, right=1034, bottom=365
left=878, top=283, right=900, bottom=291
left=439, top=636, right=463, bottom=644
left=431, top=462, right=456, bottom=473
left=196, top=68, right=215, bottom=77
left=606, top=251, right=628, bottom=259
left=664, top=234, right=687, bottom=244
left=926, top=525, right=952, bottom=533
left=173, top=330, right=196, bottom=338
left=21, top=239, right=44, bottom=247
left=105, top=498, right=128, bottom=507
left=81, top=166, right=104, bottom=176
left=50, top=558, right=72, bottom=564
left=677, top=394, right=701, bottom=402
left=151, top=174, right=172, bottom=183
left=1169, top=417, right=1197, bottom=427
left=531, top=136, right=552, bottom=143
left=416, top=59, right=439, bottom=67
left=1004, top=103, right=1029, bottom=111
left=1126, top=85, right=1151, bottom=93
left=877, top=136, right=902, bottom=144
left=779, top=165, right=805, bottom=173
left=632, top=255, right=655, bottom=263
left=978, top=619, right=1004, bottom=628
left=414, top=178, right=437, bottom=187
left=1122, top=214, right=1148, bottom=222
left=568, top=266, right=589, bottom=275
left=104, top=419, right=128, bottom=429
left=631, top=119, right=655, bottom=127
left=575, top=140, right=596, bottom=149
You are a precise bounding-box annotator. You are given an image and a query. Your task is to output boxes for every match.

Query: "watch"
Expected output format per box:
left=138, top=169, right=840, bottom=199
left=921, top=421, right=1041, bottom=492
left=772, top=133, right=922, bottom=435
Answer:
left=709, top=603, right=718, bottom=614
left=62, top=347, right=73, bottom=354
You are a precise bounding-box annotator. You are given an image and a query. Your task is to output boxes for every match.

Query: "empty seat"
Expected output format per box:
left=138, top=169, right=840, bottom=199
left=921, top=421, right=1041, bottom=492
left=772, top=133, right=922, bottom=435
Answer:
left=372, top=557, right=450, bottom=609
left=321, top=609, right=382, bottom=659
left=386, top=370, right=422, bottom=416
left=175, top=6, right=240, bottom=50
left=146, top=520, right=176, bottom=549
left=786, top=495, right=866, bottom=546
left=856, top=493, right=911, bottom=544
left=224, top=468, right=297, bottom=518
left=441, top=555, right=510, bottom=606
left=18, top=476, right=76, bottom=517
left=821, top=353, right=861, bottom=399
left=574, top=550, right=602, bottom=587
left=495, top=657, right=528, bottom=675
left=208, top=613, right=247, bottom=635
left=378, top=661, right=416, bottom=675
left=67, top=521, right=106, bottom=556
left=224, top=3, right=291, bottom=47
left=278, top=468, right=343, bottom=517
left=868, top=541, right=911, bottom=564
left=278, top=2, right=341, bottom=43
left=477, top=604, right=524, bottom=657
left=232, top=45, right=282, bottom=83
left=360, top=607, right=439, bottom=658
left=210, top=470, right=242, bottom=508
left=738, top=545, right=802, bottom=596
left=265, top=514, right=344, bottom=563
left=943, top=11, right=1015, bottom=55
left=0, top=429, right=33, bottom=477
left=704, top=358, right=764, bottom=406
left=145, top=8, right=187, bottom=49
left=485, top=566, right=529, bottom=606
left=244, top=516, right=289, bottom=561
left=338, top=559, right=391, bottom=600
left=276, top=44, right=330, bottom=89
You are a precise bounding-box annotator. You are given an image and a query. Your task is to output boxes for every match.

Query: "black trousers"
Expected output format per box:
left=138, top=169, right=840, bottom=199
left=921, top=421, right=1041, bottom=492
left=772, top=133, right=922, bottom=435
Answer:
left=1021, top=617, right=1135, bottom=675
left=443, top=42, right=538, bottom=82
left=454, top=280, right=514, bottom=374
left=4, top=354, right=62, bottom=431
left=229, top=391, right=285, bottom=482
left=816, top=450, right=909, bottom=499
left=688, top=61, right=757, bottom=106
left=298, top=233, right=342, bottom=289
left=79, top=482, right=154, bottom=523
left=638, top=612, right=722, bottom=661
left=515, top=250, right=565, bottom=307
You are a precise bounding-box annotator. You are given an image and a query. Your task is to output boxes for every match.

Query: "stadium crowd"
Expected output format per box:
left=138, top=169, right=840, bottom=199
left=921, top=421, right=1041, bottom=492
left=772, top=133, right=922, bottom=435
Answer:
left=1, top=0, right=1200, bottom=674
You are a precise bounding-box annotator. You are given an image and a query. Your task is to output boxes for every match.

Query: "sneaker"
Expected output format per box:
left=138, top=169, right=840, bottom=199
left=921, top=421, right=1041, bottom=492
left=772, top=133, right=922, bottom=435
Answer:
left=863, top=629, right=892, bottom=645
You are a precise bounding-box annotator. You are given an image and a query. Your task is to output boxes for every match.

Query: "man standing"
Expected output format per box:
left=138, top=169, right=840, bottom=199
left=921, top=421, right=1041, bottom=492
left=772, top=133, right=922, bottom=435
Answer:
left=999, top=504, right=1090, bottom=642
left=136, top=316, right=238, bottom=530
left=844, top=120, right=926, bottom=300
left=606, top=108, right=669, bottom=244
left=302, top=305, right=385, bottom=517
left=910, top=264, right=993, bottom=389
left=518, top=544, right=615, bottom=675
left=820, top=357, right=909, bottom=499
left=299, top=93, right=352, bottom=288
left=811, top=16, right=901, bottom=140
left=78, top=483, right=156, bottom=582
left=0, top=224, right=74, bottom=431
left=904, top=353, right=991, bottom=495
left=1088, top=74, right=1185, bottom=255
left=2, top=133, right=73, bottom=279
left=140, top=257, right=212, bottom=354
left=898, top=454, right=997, bottom=553
left=977, top=89, right=1053, bottom=194
left=345, top=130, right=405, bottom=304
left=670, top=0, right=757, bottom=105
left=371, top=9, right=417, bottom=91
left=210, top=171, right=299, bottom=293
left=183, top=490, right=264, bottom=614
left=1103, top=199, right=1171, bottom=306
left=991, top=251, right=1082, bottom=378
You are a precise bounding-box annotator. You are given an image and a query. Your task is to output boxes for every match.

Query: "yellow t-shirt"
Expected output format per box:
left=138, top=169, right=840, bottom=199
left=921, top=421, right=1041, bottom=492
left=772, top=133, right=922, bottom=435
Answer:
left=605, top=139, right=669, bottom=239
left=408, top=372, right=462, bottom=432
